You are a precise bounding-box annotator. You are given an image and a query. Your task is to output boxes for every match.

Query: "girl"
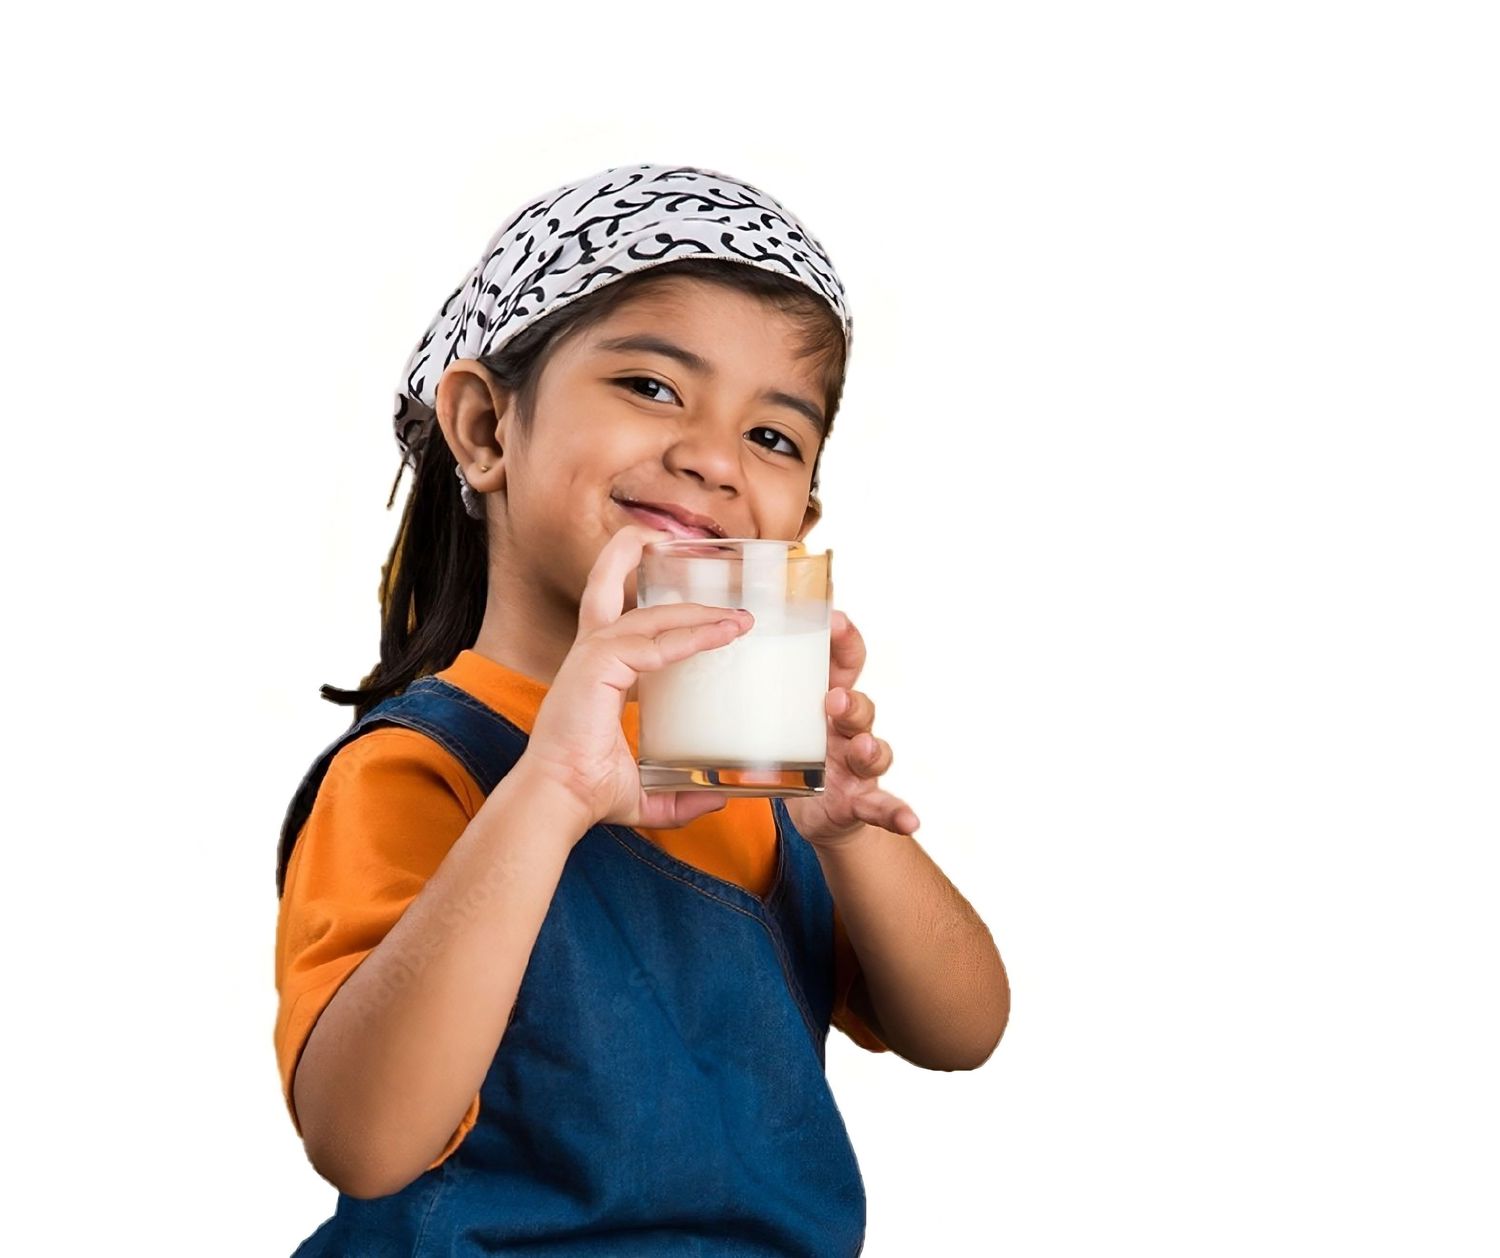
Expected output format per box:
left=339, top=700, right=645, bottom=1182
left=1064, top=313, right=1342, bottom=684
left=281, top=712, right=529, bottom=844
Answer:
left=274, top=162, right=1010, bottom=1256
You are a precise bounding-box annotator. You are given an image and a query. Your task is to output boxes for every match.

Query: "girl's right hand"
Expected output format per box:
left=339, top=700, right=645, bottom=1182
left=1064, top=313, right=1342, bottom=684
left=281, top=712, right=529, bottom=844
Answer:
left=522, top=524, right=754, bottom=831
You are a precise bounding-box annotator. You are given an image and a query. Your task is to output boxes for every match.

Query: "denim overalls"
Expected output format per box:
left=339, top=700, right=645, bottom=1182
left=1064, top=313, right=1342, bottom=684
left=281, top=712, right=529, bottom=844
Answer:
left=278, top=676, right=868, bottom=1256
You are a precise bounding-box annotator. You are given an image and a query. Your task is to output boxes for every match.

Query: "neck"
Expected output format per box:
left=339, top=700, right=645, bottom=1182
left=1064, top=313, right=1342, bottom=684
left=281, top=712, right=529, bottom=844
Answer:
left=468, top=547, right=639, bottom=702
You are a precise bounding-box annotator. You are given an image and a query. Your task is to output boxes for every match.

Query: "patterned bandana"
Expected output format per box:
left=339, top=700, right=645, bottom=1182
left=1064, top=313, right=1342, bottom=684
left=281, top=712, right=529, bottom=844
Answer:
left=392, top=162, right=852, bottom=461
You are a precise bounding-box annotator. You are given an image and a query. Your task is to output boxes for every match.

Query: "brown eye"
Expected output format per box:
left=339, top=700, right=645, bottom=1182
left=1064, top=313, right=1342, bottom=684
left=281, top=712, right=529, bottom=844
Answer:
left=751, top=427, right=803, bottom=461
left=618, top=376, right=680, bottom=405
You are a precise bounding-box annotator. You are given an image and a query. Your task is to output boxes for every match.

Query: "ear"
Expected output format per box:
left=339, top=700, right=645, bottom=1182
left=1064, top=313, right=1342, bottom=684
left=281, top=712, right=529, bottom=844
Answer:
left=795, top=491, right=822, bottom=541
left=435, top=360, right=512, bottom=498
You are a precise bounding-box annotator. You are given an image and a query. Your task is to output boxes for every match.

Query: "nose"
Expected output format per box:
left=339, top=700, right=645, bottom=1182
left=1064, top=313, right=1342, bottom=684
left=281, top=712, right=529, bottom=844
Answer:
left=662, top=417, right=744, bottom=496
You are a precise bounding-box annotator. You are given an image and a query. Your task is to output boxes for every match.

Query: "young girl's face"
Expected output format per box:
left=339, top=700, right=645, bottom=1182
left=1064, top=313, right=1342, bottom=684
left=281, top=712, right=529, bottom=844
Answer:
left=461, top=278, right=829, bottom=612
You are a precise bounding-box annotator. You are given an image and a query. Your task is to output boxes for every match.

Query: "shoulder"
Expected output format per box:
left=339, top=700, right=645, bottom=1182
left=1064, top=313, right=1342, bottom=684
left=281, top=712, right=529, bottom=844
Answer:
left=286, top=725, right=486, bottom=893
left=320, top=724, right=487, bottom=818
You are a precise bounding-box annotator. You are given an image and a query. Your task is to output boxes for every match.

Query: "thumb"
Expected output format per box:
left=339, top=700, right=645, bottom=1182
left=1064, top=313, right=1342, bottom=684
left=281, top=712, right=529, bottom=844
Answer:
left=633, top=790, right=730, bottom=829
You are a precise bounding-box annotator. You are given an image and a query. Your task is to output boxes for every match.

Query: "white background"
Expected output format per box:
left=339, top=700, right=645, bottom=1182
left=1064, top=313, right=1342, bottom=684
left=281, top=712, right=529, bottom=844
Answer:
left=4, top=1, right=1495, bottom=1254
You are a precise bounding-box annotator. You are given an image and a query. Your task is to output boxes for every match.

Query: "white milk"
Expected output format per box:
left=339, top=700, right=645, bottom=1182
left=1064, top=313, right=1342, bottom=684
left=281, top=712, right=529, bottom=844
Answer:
left=638, top=621, right=830, bottom=765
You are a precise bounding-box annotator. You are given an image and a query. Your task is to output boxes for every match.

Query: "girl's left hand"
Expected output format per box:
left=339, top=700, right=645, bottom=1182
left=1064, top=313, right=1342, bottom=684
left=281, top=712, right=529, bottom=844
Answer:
left=784, top=610, right=921, bottom=849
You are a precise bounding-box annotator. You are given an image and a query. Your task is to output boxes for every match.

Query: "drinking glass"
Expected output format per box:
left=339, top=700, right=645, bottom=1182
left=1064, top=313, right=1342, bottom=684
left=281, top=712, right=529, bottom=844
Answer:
left=636, top=538, right=832, bottom=796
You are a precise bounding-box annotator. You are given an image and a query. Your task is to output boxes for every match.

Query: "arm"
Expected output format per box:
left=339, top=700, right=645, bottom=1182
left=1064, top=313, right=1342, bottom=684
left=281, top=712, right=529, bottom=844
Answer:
left=290, top=527, right=753, bottom=1197
left=816, top=823, right=1009, bottom=1071
left=293, top=755, right=593, bottom=1199
left=780, top=610, right=1009, bottom=1069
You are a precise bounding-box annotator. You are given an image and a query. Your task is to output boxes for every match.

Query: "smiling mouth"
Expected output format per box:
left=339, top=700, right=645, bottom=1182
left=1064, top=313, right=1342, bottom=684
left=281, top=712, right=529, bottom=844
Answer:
left=611, top=496, right=725, bottom=539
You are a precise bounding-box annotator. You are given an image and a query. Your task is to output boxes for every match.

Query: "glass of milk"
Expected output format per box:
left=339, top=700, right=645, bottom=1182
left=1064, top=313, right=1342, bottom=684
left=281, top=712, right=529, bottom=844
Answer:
left=636, top=538, right=832, bottom=797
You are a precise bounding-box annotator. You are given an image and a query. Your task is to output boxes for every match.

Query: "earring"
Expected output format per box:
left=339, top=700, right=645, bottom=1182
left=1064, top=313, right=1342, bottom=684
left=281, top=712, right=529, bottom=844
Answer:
left=455, top=462, right=488, bottom=520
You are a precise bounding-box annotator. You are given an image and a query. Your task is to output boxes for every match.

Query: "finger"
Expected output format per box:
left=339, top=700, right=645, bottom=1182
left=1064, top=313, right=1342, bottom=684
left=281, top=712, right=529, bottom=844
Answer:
left=635, top=789, right=730, bottom=828
left=577, top=525, right=674, bottom=639
left=604, top=612, right=752, bottom=679
left=850, top=788, right=921, bottom=836
left=827, top=609, right=867, bottom=691
left=844, top=732, right=893, bottom=779
left=825, top=687, right=876, bottom=737
left=602, top=601, right=751, bottom=641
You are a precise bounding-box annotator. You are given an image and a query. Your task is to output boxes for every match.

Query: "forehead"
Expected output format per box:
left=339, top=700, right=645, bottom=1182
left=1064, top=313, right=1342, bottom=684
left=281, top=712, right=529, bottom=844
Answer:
left=586, top=278, right=813, bottom=363
left=607, top=274, right=775, bottom=317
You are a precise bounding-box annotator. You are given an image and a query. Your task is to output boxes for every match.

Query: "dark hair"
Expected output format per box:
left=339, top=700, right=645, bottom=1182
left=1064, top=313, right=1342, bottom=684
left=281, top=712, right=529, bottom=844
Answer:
left=317, top=258, right=848, bottom=723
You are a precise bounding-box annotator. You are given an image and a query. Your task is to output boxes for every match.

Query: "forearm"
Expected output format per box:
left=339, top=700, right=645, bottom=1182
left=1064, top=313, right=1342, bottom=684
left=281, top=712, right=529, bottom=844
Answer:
left=293, top=755, right=593, bottom=1198
left=816, top=824, right=1009, bottom=1070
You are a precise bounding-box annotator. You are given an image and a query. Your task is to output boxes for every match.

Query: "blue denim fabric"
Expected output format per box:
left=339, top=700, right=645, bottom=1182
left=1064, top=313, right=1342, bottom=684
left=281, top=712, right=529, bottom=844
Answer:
left=279, top=678, right=867, bottom=1256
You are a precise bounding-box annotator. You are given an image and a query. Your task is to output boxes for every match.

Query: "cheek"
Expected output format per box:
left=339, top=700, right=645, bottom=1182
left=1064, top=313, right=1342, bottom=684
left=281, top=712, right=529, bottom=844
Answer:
left=556, top=426, right=637, bottom=492
left=562, top=419, right=661, bottom=493
left=553, top=392, right=636, bottom=451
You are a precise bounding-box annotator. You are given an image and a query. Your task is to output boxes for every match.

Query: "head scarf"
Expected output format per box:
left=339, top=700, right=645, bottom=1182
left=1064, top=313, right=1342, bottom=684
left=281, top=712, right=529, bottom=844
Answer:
left=392, top=161, right=853, bottom=462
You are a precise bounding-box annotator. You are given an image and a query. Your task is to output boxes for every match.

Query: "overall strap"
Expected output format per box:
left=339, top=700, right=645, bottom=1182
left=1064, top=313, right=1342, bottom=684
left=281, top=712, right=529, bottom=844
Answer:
left=275, top=677, right=831, bottom=1059
left=275, top=677, right=528, bottom=897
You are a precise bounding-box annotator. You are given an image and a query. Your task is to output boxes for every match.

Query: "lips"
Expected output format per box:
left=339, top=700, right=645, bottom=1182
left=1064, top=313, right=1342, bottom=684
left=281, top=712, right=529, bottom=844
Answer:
left=612, top=495, right=726, bottom=539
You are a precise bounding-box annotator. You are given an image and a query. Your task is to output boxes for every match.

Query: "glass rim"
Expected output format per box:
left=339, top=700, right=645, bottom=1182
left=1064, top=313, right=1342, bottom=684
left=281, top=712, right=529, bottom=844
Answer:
left=642, top=537, right=814, bottom=557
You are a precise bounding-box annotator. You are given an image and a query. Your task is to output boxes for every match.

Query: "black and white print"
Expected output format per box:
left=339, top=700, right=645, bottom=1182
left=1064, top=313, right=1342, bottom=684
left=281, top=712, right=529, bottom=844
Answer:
left=394, top=163, right=853, bottom=458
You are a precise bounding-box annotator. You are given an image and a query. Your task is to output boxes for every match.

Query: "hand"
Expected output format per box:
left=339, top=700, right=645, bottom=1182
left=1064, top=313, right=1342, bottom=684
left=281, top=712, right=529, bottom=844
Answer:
left=523, top=524, right=753, bottom=831
left=784, top=609, right=921, bottom=848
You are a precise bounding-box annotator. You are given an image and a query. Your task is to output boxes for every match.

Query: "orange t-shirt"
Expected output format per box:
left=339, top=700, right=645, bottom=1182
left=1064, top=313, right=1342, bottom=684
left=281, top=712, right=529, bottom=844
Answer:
left=274, top=649, right=888, bottom=1172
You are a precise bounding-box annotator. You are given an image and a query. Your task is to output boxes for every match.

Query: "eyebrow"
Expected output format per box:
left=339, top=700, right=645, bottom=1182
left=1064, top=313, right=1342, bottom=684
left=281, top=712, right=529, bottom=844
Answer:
left=592, top=334, right=827, bottom=437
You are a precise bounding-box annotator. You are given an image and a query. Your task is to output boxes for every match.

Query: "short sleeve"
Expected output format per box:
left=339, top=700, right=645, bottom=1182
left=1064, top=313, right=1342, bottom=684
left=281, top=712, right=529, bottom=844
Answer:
left=830, top=903, right=889, bottom=1053
left=273, top=726, right=489, bottom=1171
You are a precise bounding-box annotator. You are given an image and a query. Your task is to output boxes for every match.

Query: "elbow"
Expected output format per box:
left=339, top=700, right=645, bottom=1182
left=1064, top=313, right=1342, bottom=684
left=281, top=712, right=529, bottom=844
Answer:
left=340, top=1170, right=412, bottom=1203
left=303, top=1132, right=366, bottom=1199
left=926, top=1029, right=1005, bottom=1072
left=944, top=964, right=1011, bottom=1072
left=908, top=1010, right=1011, bottom=1072
left=295, top=1060, right=419, bottom=1200
left=306, top=1138, right=416, bottom=1202
left=940, top=1023, right=1009, bottom=1073
left=974, top=962, right=1011, bottom=1066
left=885, top=950, right=1012, bottom=1071
left=313, top=1157, right=375, bottom=1200
left=299, top=1103, right=416, bottom=1201
left=965, top=1014, right=1009, bottom=1070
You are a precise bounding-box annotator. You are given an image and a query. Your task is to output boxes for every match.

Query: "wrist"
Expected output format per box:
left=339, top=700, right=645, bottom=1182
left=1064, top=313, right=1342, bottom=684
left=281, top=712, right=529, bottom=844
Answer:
left=808, top=820, right=881, bottom=859
left=502, top=753, right=602, bottom=846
